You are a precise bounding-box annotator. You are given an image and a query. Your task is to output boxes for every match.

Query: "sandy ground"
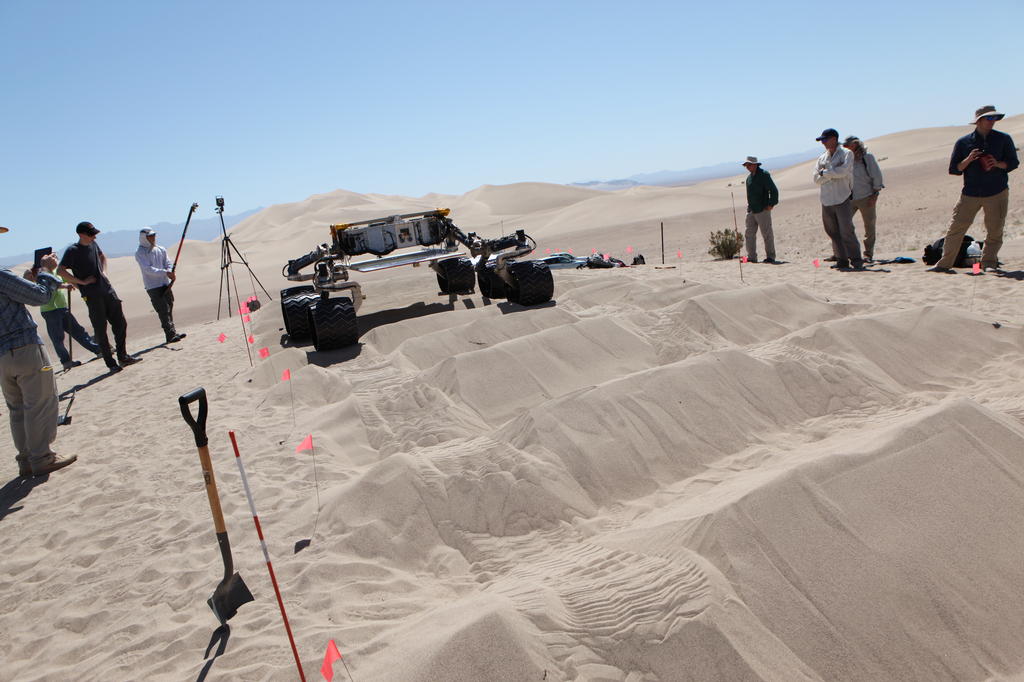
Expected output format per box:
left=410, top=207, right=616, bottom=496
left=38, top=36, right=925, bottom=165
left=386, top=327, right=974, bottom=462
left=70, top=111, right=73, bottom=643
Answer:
left=2, top=117, right=1024, bottom=681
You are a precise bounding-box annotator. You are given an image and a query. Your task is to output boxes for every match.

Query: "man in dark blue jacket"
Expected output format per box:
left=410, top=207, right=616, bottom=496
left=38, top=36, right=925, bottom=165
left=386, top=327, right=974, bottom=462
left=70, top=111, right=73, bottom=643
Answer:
left=742, top=156, right=780, bottom=263
left=929, top=106, right=1019, bottom=273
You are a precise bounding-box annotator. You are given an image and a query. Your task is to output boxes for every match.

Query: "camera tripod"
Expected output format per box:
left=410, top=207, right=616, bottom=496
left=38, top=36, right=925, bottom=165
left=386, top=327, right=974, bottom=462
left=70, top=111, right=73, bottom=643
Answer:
left=215, top=195, right=273, bottom=322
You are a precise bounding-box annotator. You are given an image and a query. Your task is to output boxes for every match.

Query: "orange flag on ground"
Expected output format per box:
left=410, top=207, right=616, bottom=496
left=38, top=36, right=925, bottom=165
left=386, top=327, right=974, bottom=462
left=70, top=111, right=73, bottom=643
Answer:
left=281, top=368, right=291, bottom=381
left=296, top=434, right=313, bottom=454
left=218, top=333, right=227, bottom=343
left=258, top=347, right=270, bottom=359
left=321, top=639, right=342, bottom=680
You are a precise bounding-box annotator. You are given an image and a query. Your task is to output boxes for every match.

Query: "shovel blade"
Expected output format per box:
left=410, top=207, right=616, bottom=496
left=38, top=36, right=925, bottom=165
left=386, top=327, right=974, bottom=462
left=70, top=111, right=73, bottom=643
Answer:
left=207, top=572, right=254, bottom=624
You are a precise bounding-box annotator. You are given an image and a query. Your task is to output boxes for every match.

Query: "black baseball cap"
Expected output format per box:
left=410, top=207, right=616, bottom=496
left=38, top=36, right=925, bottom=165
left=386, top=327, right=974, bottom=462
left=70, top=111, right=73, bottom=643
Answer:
left=816, top=128, right=839, bottom=141
left=76, top=221, right=100, bottom=236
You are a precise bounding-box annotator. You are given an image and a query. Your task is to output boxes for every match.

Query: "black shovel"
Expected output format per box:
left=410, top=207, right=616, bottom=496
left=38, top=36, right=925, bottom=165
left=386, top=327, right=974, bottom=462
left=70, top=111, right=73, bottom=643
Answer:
left=179, top=387, right=254, bottom=625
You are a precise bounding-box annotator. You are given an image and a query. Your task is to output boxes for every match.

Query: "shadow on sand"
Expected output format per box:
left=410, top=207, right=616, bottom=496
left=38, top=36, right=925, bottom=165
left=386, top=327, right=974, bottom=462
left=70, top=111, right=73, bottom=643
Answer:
left=0, top=474, right=49, bottom=524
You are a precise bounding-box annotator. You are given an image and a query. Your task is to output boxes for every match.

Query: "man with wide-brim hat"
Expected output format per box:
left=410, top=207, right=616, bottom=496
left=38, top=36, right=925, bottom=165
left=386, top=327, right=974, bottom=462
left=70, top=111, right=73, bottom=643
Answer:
left=0, top=226, right=78, bottom=477
left=842, top=136, right=885, bottom=261
left=929, top=106, right=1019, bottom=273
left=741, top=156, right=780, bottom=263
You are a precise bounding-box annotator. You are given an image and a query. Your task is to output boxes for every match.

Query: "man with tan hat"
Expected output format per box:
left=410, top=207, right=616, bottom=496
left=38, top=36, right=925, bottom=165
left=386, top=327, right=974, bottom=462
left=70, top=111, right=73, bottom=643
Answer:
left=742, top=156, right=780, bottom=263
left=929, top=105, right=1019, bottom=273
left=842, top=136, right=885, bottom=261
left=0, top=225, right=77, bottom=477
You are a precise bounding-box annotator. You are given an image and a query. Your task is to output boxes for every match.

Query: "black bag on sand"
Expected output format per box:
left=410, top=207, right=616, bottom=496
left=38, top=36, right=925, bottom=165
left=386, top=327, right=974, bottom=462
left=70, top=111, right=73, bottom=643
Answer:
left=923, top=235, right=979, bottom=267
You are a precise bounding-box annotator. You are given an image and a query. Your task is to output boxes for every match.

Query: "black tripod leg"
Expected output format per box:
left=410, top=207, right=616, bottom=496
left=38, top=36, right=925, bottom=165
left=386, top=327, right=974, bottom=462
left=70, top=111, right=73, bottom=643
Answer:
left=226, top=239, right=274, bottom=301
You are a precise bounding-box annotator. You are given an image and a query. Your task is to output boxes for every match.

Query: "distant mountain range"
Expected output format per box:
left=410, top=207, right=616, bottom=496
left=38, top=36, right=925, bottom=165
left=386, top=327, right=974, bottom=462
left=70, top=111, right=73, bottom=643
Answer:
left=570, top=149, right=820, bottom=190
left=0, top=208, right=262, bottom=268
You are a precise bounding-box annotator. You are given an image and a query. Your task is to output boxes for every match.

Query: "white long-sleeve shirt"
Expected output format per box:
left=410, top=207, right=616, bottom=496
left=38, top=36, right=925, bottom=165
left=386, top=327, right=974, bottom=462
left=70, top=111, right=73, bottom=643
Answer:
left=135, top=242, right=172, bottom=290
left=813, top=146, right=854, bottom=206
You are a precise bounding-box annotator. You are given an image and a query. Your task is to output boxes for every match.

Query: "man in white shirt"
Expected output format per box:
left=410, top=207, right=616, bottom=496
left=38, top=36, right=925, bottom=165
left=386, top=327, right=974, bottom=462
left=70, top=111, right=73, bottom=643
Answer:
left=813, top=128, right=864, bottom=270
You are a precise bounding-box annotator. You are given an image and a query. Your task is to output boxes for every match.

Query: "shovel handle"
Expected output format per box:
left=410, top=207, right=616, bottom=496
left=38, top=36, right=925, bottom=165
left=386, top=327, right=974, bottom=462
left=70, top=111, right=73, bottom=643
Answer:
left=179, top=387, right=209, bottom=447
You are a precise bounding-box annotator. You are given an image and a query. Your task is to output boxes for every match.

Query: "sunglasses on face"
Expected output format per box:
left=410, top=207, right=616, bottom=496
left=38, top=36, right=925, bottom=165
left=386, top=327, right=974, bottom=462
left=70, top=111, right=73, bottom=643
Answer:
left=982, top=115, right=999, bottom=121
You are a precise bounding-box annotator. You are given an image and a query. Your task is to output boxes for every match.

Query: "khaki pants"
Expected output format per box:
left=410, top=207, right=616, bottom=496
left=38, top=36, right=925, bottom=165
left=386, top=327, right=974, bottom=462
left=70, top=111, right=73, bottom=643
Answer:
left=851, top=196, right=877, bottom=258
left=744, top=210, right=775, bottom=261
left=1, top=344, right=58, bottom=468
left=937, top=189, right=1009, bottom=269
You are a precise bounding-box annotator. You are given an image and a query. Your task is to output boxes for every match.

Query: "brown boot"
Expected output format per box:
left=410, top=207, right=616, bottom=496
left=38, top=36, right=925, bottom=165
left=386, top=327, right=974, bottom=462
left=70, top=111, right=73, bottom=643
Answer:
left=16, top=456, right=31, bottom=477
left=30, top=454, right=78, bottom=477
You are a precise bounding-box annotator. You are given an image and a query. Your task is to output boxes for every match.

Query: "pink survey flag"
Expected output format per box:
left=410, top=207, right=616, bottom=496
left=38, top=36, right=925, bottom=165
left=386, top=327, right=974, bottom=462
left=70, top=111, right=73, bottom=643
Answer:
left=973, top=262, right=981, bottom=274
left=567, top=248, right=573, bottom=254
left=813, top=258, right=820, bottom=268
left=242, top=314, right=251, bottom=323
left=296, top=434, right=313, bottom=454
left=217, top=333, right=227, bottom=343
left=258, top=347, right=270, bottom=359
left=545, top=247, right=551, bottom=254
left=626, top=245, right=633, bottom=254
left=239, top=304, right=250, bottom=315
left=321, top=639, right=343, bottom=681
left=740, top=256, right=748, bottom=263
left=248, top=295, right=257, bottom=302
left=602, top=253, right=609, bottom=260
left=592, top=247, right=597, bottom=254
left=281, top=368, right=291, bottom=381
left=247, top=334, right=255, bottom=344
left=677, top=250, right=683, bottom=259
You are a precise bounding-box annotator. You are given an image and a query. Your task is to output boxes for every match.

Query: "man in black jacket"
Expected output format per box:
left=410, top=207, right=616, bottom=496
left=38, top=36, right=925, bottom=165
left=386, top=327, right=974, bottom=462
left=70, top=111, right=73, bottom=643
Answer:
left=57, top=222, right=139, bottom=372
left=742, top=156, right=780, bottom=264
left=929, top=106, right=1019, bottom=274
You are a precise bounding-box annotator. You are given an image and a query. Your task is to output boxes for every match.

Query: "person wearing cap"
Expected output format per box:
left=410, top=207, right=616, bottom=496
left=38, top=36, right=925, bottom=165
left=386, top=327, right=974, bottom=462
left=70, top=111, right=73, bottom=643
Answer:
left=0, top=226, right=78, bottom=477
left=24, top=260, right=101, bottom=371
left=841, top=136, right=885, bottom=261
left=813, top=128, right=864, bottom=270
left=135, top=228, right=185, bottom=344
left=57, top=222, right=139, bottom=372
left=929, top=106, right=1019, bottom=273
left=742, top=156, right=780, bottom=264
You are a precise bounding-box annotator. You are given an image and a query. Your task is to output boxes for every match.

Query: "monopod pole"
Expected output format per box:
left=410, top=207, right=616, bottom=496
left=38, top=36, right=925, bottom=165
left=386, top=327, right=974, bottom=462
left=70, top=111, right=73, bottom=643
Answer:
left=731, top=191, right=744, bottom=283
left=172, top=202, right=199, bottom=275
left=660, top=222, right=665, bottom=265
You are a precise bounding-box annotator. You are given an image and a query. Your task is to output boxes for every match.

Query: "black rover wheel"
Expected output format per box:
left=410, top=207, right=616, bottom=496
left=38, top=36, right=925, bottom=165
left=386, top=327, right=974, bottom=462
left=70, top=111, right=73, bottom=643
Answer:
left=280, top=286, right=318, bottom=342
left=435, top=257, right=475, bottom=295
left=477, top=262, right=506, bottom=299
left=307, top=297, right=359, bottom=351
left=505, top=261, right=554, bottom=305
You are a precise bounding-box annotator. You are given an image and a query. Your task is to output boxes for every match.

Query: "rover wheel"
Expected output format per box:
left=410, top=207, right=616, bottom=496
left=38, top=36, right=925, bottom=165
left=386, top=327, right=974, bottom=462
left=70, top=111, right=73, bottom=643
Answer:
left=308, top=297, right=359, bottom=351
left=436, top=257, right=475, bottom=295
left=505, top=261, right=554, bottom=306
left=280, top=286, right=318, bottom=342
left=477, top=262, right=506, bottom=299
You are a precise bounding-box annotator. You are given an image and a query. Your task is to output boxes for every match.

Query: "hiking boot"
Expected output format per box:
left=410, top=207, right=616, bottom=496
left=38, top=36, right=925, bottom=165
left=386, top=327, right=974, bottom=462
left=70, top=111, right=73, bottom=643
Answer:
left=30, top=453, right=77, bottom=477
left=824, top=256, right=837, bottom=262
left=745, top=257, right=758, bottom=263
left=62, top=360, right=82, bottom=371
left=927, top=266, right=956, bottom=274
left=762, top=258, right=778, bottom=264
left=118, top=354, right=140, bottom=366
left=16, top=456, right=31, bottom=477
left=983, top=266, right=1001, bottom=274
left=167, top=333, right=186, bottom=343
left=830, top=260, right=850, bottom=270
left=107, top=364, right=123, bottom=374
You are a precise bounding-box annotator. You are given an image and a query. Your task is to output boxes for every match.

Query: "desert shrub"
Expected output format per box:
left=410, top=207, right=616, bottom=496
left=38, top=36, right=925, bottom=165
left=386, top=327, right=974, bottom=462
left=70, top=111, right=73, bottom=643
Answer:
left=708, top=229, right=744, bottom=260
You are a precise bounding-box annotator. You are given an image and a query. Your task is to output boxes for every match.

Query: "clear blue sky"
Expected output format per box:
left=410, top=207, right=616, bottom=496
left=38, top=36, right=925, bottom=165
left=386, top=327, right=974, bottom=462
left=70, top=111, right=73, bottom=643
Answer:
left=2, top=0, right=1022, bottom=257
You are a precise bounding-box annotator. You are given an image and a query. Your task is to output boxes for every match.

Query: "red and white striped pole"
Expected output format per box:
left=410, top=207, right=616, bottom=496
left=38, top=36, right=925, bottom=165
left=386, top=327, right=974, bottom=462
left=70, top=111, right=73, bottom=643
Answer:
left=228, top=431, right=306, bottom=681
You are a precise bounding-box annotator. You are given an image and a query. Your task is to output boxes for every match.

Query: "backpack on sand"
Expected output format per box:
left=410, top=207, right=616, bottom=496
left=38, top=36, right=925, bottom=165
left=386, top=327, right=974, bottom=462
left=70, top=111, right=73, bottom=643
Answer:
left=923, top=235, right=980, bottom=267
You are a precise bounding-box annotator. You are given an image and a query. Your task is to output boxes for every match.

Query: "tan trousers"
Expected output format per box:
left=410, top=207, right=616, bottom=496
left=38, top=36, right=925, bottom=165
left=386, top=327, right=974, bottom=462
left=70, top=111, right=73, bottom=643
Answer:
left=744, top=210, right=775, bottom=261
left=1, top=344, right=58, bottom=468
left=937, top=189, right=1009, bottom=269
left=850, top=196, right=878, bottom=259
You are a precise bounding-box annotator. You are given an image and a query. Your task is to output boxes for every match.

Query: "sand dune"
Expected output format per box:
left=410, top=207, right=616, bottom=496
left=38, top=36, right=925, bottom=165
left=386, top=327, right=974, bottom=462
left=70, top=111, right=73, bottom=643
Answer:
left=4, top=119, right=1024, bottom=681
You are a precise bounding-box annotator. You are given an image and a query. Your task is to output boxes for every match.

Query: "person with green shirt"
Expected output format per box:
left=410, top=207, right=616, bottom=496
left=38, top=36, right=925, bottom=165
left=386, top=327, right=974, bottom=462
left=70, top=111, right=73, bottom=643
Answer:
left=25, top=260, right=101, bottom=371
left=742, top=156, right=780, bottom=264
